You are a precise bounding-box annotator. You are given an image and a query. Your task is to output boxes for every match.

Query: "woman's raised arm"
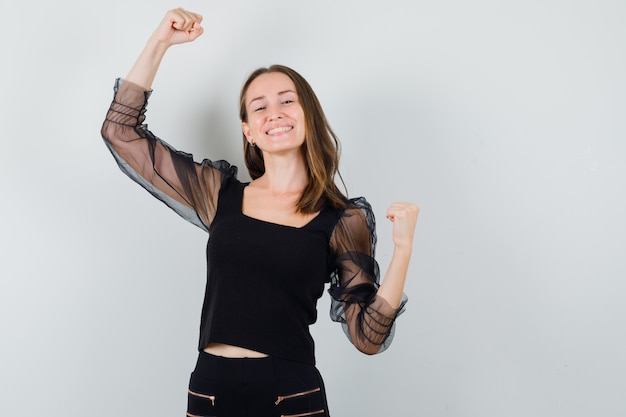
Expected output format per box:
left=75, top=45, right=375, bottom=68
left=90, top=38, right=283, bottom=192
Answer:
left=100, top=9, right=230, bottom=232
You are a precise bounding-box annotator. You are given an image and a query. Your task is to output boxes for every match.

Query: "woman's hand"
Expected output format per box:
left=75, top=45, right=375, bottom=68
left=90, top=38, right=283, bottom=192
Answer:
left=125, top=8, right=204, bottom=89
left=386, top=202, right=420, bottom=250
left=152, top=8, right=204, bottom=46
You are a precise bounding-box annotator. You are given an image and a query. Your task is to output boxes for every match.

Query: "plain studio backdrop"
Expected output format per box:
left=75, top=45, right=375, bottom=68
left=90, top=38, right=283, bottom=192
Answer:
left=1, top=0, right=625, bottom=416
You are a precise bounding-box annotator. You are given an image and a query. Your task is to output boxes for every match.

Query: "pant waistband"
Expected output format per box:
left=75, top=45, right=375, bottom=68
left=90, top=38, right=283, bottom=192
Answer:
left=193, top=351, right=316, bottom=384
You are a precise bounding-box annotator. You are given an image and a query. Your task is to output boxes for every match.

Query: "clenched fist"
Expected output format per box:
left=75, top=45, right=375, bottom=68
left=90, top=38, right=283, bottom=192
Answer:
left=386, top=202, right=420, bottom=249
left=152, top=7, right=204, bottom=46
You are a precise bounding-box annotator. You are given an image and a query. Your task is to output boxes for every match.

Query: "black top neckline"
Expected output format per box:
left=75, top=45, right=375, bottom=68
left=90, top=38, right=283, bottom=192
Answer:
left=238, top=183, right=327, bottom=230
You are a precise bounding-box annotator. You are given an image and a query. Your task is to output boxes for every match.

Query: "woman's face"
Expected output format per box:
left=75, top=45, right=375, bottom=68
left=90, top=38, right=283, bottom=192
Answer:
left=242, top=72, right=306, bottom=155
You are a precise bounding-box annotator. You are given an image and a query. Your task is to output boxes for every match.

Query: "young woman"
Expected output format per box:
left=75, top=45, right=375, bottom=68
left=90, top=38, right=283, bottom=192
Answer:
left=101, top=8, right=419, bottom=417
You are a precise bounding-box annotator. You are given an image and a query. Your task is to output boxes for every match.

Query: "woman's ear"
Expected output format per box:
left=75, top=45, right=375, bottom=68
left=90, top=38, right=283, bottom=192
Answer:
left=242, top=122, right=252, bottom=143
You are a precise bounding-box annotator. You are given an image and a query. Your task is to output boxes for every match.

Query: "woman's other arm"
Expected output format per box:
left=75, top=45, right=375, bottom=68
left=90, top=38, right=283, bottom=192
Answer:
left=376, top=202, right=420, bottom=308
left=329, top=199, right=419, bottom=355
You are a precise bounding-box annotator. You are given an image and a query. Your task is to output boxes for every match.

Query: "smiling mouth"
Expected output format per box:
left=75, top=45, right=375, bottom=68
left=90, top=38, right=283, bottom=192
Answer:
left=266, top=126, right=293, bottom=135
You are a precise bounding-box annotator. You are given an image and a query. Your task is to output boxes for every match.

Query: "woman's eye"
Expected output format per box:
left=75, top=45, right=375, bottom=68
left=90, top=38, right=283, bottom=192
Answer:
left=282, top=100, right=293, bottom=104
left=254, top=106, right=266, bottom=112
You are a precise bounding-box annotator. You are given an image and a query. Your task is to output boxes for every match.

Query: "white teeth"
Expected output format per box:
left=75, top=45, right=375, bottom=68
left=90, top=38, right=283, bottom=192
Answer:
left=267, top=126, right=292, bottom=135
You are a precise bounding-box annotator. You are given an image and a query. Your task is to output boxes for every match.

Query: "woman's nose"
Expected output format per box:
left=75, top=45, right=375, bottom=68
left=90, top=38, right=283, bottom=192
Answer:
left=267, top=105, right=282, bottom=121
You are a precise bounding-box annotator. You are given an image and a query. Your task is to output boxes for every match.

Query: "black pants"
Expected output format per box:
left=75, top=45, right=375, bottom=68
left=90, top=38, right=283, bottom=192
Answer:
left=187, top=351, right=330, bottom=417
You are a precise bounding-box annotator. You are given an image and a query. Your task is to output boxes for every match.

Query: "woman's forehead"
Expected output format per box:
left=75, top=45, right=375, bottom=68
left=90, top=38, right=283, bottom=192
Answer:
left=246, top=72, right=297, bottom=99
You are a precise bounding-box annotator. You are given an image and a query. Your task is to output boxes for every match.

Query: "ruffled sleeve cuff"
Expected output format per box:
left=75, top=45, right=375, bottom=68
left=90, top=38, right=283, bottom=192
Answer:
left=105, top=78, right=153, bottom=129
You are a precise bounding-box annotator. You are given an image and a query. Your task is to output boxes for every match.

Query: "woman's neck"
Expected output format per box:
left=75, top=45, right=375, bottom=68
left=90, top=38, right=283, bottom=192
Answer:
left=255, top=152, right=308, bottom=194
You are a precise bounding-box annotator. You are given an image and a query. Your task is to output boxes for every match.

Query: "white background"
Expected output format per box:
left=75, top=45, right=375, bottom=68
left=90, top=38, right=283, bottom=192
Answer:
left=1, top=0, right=625, bottom=416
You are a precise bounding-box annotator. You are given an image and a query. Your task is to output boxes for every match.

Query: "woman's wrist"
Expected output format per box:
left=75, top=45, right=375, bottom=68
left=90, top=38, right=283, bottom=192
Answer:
left=144, top=34, right=171, bottom=58
left=392, top=242, right=413, bottom=259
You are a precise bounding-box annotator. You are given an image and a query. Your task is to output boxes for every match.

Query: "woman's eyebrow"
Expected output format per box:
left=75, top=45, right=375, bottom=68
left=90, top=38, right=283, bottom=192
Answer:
left=248, top=95, right=265, bottom=106
left=248, top=90, right=296, bottom=107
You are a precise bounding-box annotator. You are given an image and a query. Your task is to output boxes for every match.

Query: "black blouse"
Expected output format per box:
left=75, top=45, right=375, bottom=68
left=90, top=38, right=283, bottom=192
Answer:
left=101, top=79, right=407, bottom=363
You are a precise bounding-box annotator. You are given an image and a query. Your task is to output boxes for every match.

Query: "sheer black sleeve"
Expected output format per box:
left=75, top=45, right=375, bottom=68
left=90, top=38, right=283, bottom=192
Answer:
left=100, top=79, right=237, bottom=231
left=328, top=197, right=408, bottom=354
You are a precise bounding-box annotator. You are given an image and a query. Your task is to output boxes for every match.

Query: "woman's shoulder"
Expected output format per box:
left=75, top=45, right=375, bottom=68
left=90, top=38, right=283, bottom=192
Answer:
left=332, top=196, right=376, bottom=235
left=199, top=158, right=239, bottom=180
left=338, top=197, right=374, bottom=223
left=345, top=196, right=372, bottom=211
left=328, top=196, right=377, bottom=252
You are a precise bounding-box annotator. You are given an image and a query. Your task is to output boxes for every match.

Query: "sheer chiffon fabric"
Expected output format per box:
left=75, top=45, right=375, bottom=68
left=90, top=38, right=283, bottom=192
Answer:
left=101, top=79, right=407, bottom=356
left=329, top=197, right=408, bottom=354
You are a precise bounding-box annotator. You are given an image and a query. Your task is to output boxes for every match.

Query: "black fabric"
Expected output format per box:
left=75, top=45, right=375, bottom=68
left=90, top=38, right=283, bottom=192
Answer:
left=101, top=78, right=407, bottom=365
left=188, top=351, right=329, bottom=417
left=201, top=175, right=339, bottom=364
